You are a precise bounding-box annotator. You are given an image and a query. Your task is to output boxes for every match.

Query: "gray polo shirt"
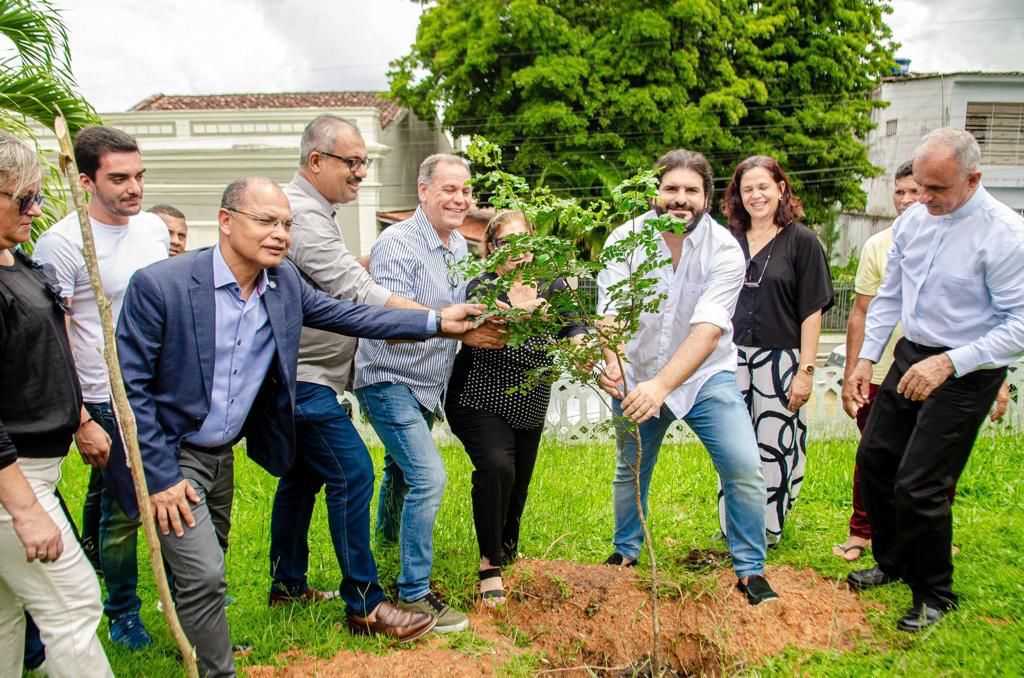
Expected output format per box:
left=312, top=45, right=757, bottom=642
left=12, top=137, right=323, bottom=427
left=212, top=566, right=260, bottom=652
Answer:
left=284, top=173, right=393, bottom=395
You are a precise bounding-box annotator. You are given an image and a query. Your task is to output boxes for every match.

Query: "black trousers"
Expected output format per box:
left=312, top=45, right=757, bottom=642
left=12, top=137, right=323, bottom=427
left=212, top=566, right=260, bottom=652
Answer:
left=446, top=402, right=544, bottom=567
left=857, top=338, right=1005, bottom=609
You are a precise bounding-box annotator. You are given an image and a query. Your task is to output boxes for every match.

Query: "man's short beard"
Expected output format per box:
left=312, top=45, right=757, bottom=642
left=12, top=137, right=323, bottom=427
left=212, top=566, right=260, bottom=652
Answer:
left=652, top=200, right=704, bottom=231
left=96, top=191, right=141, bottom=217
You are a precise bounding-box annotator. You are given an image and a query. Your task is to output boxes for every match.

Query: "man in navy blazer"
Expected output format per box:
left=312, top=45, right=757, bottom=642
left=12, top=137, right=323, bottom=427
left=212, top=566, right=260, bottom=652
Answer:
left=116, top=177, right=476, bottom=676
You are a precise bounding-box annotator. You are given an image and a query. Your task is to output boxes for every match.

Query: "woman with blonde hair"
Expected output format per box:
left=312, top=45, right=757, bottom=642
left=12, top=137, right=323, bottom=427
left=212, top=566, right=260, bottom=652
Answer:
left=0, top=130, right=113, bottom=676
left=446, top=210, right=586, bottom=606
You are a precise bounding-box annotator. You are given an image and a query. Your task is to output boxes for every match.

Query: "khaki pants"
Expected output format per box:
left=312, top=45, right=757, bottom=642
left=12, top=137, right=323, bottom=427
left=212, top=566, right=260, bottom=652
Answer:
left=0, top=457, right=113, bottom=678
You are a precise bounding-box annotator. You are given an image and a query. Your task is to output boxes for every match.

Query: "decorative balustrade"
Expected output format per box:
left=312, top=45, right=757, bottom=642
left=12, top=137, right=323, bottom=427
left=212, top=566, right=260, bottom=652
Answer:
left=341, top=361, right=1023, bottom=446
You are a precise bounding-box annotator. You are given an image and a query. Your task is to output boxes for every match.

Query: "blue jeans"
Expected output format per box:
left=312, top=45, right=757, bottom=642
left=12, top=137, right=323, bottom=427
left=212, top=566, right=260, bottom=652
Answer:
left=269, top=382, right=385, bottom=617
left=612, top=371, right=767, bottom=578
left=356, top=383, right=442, bottom=602
left=85, top=401, right=142, bottom=620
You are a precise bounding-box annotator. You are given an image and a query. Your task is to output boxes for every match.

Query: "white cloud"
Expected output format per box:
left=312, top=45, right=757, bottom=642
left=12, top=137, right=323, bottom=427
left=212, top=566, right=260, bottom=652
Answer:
left=51, top=0, right=1022, bottom=113
left=57, top=0, right=422, bottom=111
left=888, top=0, right=1024, bottom=73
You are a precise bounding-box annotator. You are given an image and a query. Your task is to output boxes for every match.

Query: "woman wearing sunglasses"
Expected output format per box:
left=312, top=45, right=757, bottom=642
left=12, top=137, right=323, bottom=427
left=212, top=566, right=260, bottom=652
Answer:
left=0, top=131, right=113, bottom=675
left=445, top=210, right=587, bottom=607
left=720, top=155, right=833, bottom=546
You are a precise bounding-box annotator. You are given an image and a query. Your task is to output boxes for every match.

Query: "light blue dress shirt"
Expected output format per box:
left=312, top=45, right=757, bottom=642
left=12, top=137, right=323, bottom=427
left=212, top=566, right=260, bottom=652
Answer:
left=861, top=185, right=1024, bottom=376
left=189, top=246, right=276, bottom=447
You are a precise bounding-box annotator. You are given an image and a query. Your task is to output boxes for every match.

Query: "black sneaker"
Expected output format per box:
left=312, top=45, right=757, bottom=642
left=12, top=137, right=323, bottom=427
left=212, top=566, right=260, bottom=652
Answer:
left=604, top=553, right=637, bottom=567
left=737, top=575, right=779, bottom=605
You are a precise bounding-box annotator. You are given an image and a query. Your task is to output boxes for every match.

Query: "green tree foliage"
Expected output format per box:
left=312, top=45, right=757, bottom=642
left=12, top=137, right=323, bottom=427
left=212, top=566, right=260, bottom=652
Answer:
left=391, top=0, right=895, bottom=257
left=0, top=0, right=99, bottom=244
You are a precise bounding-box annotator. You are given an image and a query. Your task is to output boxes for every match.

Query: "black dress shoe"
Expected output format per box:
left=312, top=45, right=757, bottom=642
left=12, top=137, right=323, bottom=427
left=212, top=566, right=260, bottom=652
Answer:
left=896, top=603, right=944, bottom=632
left=847, top=565, right=899, bottom=591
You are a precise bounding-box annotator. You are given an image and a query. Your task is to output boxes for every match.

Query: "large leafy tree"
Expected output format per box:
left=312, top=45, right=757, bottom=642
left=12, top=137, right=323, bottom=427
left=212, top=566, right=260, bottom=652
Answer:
left=0, top=0, right=98, bottom=243
left=391, top=0, right=895, bottom=257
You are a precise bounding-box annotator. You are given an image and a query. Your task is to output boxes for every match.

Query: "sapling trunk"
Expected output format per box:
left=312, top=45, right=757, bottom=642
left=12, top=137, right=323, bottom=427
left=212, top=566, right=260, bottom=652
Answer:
left=54, top=113, right=198, bottom=678
left=614, top=352, right=661, bottom=675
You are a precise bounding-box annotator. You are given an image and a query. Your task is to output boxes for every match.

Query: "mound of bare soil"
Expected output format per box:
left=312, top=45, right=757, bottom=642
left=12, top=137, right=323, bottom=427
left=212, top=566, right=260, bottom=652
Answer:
left=246, top=558, right=872, bottom=676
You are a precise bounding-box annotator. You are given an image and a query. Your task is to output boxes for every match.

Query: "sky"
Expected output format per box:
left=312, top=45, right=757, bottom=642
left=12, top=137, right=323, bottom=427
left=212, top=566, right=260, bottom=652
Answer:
left=39, top=0, right=1024, bottom=113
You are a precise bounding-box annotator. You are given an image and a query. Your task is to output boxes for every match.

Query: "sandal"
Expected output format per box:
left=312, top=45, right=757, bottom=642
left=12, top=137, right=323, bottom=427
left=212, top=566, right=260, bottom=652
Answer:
left=478, top=567, right=507, bottom=608
left=832, top=541, right=870, bottom=562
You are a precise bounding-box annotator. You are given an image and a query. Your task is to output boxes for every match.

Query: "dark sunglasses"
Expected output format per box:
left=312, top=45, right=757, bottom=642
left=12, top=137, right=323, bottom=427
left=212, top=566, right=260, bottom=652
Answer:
left=1, top=190, right=44, bottom=215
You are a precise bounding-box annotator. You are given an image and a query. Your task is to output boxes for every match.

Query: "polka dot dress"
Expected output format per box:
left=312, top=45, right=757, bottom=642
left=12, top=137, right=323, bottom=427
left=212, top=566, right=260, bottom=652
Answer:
left=455, top=335, right=554, bottom=430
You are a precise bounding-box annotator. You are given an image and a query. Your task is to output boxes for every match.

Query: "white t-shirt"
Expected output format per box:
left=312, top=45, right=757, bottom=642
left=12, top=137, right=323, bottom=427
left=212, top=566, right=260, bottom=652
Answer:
left=34, top=212, right=169, bottom=402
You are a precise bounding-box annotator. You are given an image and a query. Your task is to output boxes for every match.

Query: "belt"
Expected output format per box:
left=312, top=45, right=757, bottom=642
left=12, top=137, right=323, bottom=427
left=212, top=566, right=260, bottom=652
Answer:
left=902, top=338, right=951, bottom=355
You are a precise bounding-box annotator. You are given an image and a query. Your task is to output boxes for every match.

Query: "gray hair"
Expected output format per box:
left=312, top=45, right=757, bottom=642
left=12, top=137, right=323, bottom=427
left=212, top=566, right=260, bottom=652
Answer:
left=299, top=114, right=359, bottom=167
left=0, top=131, right=42, bottom=195
left=914, top=128, right=981, bottom=177
left=220, top=176, right=278, bottom=210
left=417, top=153, right=470, bottom=186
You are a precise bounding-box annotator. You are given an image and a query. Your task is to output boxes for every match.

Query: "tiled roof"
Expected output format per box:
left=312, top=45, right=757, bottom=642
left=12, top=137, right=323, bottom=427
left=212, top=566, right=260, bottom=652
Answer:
left=129, top=91, right=405, bottom=128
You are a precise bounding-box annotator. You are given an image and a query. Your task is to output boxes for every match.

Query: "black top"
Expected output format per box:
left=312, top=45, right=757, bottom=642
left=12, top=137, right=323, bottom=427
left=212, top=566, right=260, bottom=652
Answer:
left=732, top=222, right=834, bottom=349
left=447, top=275, right=588, bottom=430
left=0, top=250, right=82, bottom=469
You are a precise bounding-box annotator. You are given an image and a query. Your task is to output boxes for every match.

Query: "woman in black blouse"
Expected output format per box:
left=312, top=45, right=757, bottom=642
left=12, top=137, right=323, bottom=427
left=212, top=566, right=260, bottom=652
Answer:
left=446, top=211, right=586, bottom=606
left=720, top=156, right=834, bottom=545
left=0, top=131, right=113, bottom=674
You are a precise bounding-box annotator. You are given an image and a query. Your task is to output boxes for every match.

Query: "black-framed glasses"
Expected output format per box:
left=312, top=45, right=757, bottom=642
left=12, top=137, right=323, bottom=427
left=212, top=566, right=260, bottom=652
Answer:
left=442, top=249, right=460, bottom=288
left=317, top=150, right=373, bottom=172
left=226, top=207, right=293, bottom=231
left=0, top=190, right=44, bottom=215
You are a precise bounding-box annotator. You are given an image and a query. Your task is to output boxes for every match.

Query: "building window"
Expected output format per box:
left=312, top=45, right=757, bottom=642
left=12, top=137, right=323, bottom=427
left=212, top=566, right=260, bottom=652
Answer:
left=965, top=102, right=1024, bottom=165
left=886, top=119, right=898, bottom=136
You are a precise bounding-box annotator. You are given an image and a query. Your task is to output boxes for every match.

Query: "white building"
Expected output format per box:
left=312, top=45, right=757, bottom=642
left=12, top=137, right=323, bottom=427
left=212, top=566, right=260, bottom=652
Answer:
left=97, top=91, right=454, bottom=254
left=837, top=72, right=1024, bottom=260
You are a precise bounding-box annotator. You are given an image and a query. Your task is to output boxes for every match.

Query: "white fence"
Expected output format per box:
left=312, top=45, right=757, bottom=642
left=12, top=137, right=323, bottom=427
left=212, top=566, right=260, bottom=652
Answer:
left=341, top=363, right=1024, bottom=446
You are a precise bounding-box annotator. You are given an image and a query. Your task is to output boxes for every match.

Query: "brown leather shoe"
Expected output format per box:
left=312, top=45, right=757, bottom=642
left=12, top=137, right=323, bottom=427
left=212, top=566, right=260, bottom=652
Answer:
left=267, top=587, right=339, bottom=607
left=347, top=601, right=436, bottom=642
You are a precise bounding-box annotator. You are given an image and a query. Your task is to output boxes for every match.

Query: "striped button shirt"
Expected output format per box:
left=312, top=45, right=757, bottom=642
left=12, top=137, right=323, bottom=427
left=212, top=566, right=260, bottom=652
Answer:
left=355, top=207, right=467, bottom=413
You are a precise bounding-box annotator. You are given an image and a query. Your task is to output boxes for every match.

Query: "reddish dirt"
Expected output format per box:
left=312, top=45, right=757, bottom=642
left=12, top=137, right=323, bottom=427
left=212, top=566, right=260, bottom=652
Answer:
left=246, top=557, right=873, bottom=676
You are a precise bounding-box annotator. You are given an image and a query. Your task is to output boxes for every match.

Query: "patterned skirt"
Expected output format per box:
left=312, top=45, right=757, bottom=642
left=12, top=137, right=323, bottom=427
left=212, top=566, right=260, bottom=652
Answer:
left=718, top=346, right=808, bottom=543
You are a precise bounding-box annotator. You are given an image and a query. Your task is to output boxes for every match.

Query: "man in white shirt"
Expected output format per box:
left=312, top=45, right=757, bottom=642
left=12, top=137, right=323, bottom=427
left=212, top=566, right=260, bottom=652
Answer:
left=597, top=149, right=777, bottom=605
left=847, top=128, right=1024, bottom=631
left=34, top=126, right=169, bottom=649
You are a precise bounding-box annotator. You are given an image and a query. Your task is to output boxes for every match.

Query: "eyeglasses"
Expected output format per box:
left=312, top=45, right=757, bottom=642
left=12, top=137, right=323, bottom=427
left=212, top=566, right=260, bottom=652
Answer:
left=744, top=237, right=778, bottom=289
left=491, top=237, right=511, bottom=249
left=442, top=249, right=460, bottom=288
left=0, top=190, right=44, bottom=215
left=226, top=207, right=293, bottom=232
left=317, top=150, right=373, bottom=172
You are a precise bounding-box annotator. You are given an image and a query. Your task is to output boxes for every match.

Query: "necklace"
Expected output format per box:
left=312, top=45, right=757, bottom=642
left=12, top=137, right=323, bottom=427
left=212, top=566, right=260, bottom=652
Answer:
left=744, top=231, right=779, bottom=289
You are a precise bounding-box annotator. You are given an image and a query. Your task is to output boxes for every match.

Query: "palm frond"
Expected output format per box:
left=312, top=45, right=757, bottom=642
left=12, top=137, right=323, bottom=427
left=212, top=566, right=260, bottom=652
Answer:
left=0, top=0, right=74, bottom=80
left=0, top=59, right=97, bottom=132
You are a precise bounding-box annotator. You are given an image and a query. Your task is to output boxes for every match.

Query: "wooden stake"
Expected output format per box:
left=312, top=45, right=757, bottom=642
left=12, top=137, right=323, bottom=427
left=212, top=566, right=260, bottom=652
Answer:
left=54, top=112, right=199, bottom=678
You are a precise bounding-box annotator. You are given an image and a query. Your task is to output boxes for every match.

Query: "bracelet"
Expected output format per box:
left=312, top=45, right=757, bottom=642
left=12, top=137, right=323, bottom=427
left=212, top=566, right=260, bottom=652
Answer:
left=78, top=417, right=93, bottom=430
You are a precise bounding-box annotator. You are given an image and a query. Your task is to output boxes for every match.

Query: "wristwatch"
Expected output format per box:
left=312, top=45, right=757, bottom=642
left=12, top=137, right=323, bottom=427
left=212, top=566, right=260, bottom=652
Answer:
left=435, top=310, right=443, bottom=335
left=800, top=364, right=815, bottom=376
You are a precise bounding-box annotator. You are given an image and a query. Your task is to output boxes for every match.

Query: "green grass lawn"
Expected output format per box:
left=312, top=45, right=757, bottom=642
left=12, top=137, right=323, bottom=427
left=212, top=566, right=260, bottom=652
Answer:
left=51, top=428, right=1024, bottom=676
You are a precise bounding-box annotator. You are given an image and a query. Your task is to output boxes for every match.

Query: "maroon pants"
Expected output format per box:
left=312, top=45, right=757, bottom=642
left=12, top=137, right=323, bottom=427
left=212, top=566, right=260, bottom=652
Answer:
left=849, top=383, right=956, bottom=539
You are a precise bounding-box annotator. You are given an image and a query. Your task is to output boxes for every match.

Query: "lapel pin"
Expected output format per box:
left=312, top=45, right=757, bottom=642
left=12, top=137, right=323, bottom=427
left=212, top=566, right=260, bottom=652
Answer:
left=268, top=281, right=277, bottom=290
